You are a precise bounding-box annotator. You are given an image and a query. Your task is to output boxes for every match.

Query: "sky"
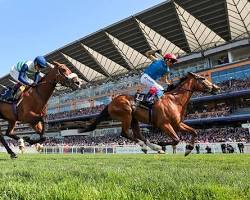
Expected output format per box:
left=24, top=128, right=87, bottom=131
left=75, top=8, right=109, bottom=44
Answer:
left=0, top=0, right=165, bottom=77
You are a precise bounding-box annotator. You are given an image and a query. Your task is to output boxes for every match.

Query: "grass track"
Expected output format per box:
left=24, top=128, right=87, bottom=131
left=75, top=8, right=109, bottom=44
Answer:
left=0, top=153, right=249, bottom=200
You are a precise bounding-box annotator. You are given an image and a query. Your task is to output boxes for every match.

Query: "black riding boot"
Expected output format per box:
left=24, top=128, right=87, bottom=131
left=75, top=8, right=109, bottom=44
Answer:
left=144, top=92, right=155, bottom=105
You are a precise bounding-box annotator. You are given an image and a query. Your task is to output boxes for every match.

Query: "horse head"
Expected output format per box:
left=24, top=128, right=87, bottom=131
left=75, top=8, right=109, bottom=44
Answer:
left=51, top=61, right=82, bottom=90
left=188, top=72, right=220, bottom=95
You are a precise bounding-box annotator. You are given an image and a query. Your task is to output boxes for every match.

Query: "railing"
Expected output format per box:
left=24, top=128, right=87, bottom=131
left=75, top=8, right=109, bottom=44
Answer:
left=1, top=142, right=249, bottom=155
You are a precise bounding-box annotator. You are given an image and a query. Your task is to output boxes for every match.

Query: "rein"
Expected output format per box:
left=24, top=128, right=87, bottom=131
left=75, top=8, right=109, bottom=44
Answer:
left=23, top=68, right=64, bottom=105
left=29, top=68, right=71, bottom=100
left=178, top=87, right=194, bottom=93
left=167, top=75, right=207, bottom=95
left=168, top=81, right=194, bottom=95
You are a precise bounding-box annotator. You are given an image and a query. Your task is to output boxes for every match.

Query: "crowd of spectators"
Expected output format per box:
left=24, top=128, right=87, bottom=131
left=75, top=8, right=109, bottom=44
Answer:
left=6, top=126, right=248, bottom=148
left=47, top=104, right=106, bottom=120
left=186, top=105, right=231, bottom=119
left=147, top=127, right=249, bottom=144
left=46, top=78, right=250, bottom=121
left=192, top=78, right=250, bottom=98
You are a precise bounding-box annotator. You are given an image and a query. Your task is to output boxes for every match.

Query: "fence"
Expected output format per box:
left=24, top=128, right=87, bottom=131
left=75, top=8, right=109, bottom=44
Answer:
left=1, top=142, right=249, bottom=155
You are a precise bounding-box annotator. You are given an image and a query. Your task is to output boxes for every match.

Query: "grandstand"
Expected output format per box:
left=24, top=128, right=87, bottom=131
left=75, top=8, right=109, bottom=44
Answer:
left=0, top=0, right=250, bottom=149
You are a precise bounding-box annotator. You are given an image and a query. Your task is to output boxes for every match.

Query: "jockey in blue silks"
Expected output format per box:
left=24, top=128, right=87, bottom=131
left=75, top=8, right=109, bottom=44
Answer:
left=140, top=49, right=178, bottom=103
left=5, top=56, right=48, bottom=100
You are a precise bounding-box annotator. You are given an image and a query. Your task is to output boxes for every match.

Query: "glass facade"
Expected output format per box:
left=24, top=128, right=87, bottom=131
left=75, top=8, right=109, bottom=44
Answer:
left=48, top=61, right=250, bottom=114
left=47, top=74, right=140, bottom=114
left=171, top=60, right=210, bottom=79
left=212, top=64, right=250, bottom=83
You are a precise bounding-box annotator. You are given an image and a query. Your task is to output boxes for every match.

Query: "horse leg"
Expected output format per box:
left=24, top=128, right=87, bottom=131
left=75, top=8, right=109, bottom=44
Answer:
left=26, top=120, right=46, bottom=145
left=178, top=122, right=197, bottom=156
left=130, top=117, right=148, bottom=153
left=160, top=123, right=180, bottom=147
left=0, top=127, right=17, bottom=159
left=120, top=115, right=140, bottom=145
left=131, top=117, right=163, bottom=153
left=5, top=121, right=20, bottom=141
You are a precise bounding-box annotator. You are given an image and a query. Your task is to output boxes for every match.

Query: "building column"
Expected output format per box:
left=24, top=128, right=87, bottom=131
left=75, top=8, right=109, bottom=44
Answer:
left=228, top=51, right=233, bottom=62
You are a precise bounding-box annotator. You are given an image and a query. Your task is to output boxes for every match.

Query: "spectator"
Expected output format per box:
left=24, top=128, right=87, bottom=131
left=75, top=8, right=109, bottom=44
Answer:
left=237, top=143, right=244, bottom=153
left=172, top=145, right=176, bottom=154
left=223, top=56, right=229, bottom=64
left=195, top=144, right=200, bottom=154
left=205, top=145, right=212, bottom=154
left=227, top=144, right=234, bottom=153
left=217, top=57, right=224, bottom=65
left=221, top=143, right=227, bottom=153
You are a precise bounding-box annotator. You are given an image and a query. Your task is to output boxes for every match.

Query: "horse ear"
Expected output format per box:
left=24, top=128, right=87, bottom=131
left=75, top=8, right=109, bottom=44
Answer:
left=47, top=62, right=54, bottom=68
left=53, top=61, right=60, bottom=66
left=188, top=72, right=196, bottom=77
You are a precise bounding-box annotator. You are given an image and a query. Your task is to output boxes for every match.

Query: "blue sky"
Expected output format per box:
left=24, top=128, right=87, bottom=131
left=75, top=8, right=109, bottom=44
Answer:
left=0, top=0, right=164, bottom=77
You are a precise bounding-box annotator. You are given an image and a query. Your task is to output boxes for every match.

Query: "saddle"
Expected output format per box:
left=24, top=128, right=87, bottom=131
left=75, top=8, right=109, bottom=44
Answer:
left=134, top=84, right=174, bottom=109
left=0, top=86, right=25, bottom=103
left=134, top=92, right=155, bottom=109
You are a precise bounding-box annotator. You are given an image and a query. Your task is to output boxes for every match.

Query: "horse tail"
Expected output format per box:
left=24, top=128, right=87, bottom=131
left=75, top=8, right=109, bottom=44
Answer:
left=79, top=105, right=110, bottom=133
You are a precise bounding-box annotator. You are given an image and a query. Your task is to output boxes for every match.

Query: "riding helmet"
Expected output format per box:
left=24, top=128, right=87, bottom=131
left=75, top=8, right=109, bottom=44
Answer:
left=163, top=53, right=177, bottom=63
left=34, top=56, right=47, bottom=68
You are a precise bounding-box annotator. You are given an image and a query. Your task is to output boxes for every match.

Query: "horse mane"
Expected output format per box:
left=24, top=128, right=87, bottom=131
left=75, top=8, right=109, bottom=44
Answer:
left=39, top=74, right=46, bottom=82
left=165, top=75, right=188, bottom=92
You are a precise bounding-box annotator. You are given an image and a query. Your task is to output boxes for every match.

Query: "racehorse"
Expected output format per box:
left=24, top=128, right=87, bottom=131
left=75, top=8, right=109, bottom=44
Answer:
left=80, top=72, right=220, bottom=156
left=0, top=61, right=82, bottom=158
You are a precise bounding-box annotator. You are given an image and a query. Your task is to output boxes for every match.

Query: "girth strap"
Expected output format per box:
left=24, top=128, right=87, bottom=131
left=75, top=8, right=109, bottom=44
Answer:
left=11, top=103, right=18, bottom=121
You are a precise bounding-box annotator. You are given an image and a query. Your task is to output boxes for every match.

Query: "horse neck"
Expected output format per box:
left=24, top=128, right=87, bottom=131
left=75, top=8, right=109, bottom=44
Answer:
left=32, top=72, right=57, bottom=105
left=168, top=79, right=195, bottom=110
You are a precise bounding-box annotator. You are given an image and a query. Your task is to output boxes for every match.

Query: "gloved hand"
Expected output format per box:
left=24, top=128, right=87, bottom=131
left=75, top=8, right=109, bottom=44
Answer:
left=30, top=83, right=37, bottom=87
left=155, top=49, right=162, bottom=55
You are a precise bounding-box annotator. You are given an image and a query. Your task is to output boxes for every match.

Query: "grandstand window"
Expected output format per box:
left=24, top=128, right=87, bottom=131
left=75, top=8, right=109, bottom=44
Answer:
left=231, top=46, right=250, bottom=61
left=212, top=64, right=250, bottom=83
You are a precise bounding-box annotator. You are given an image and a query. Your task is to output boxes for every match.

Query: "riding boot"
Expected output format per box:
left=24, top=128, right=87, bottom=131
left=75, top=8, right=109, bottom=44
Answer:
left=12, top=83, right=23, bottom=99
left=144, top=92, right=155, bottom=105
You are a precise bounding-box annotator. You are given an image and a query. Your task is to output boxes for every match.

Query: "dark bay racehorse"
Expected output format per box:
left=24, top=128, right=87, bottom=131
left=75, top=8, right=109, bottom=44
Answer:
left=81, top=72, right=220, bottom=156
left=0, top=61, right=81, bottom=158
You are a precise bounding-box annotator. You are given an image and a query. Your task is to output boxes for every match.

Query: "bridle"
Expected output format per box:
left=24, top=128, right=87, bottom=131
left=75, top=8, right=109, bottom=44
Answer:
left=55, top=67, right=78, bottom=86
left=171, top=75, right=212, bottom=94
left=28, top=66, right=79, bottom=102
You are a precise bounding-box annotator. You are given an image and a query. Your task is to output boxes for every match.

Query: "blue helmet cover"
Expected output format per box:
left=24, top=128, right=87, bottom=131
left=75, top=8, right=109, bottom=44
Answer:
left=34, top=56, right=47, bottom=68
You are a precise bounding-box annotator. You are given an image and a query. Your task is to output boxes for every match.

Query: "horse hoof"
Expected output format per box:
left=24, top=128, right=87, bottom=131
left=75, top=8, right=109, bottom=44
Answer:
left=141, top=149, right=148, bottom=154
left=10, top=153, right=18, bottom=159
left=158, top=150, right=165, bottom=154
left=146, top=142, right=162, bottom=151
left=186, top=144, right=194, bottom=150
left=185, top=150, right=192, bottom=156
left=185, top=144, right=194, bottom=156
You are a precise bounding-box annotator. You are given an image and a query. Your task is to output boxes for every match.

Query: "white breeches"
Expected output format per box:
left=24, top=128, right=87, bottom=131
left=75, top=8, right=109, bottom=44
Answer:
left=140, top=73, right=164, bottom=91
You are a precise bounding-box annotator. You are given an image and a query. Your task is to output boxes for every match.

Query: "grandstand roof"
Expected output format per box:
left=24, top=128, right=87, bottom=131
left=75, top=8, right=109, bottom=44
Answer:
left=1, top=0, right=249, bottom=88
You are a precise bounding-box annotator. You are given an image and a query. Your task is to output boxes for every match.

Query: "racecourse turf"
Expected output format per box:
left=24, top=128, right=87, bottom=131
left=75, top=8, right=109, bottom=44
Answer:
left=0, top=153, right=249, bottom=200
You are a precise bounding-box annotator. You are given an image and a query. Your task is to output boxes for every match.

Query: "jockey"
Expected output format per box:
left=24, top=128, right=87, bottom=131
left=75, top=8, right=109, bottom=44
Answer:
left=6, top=56, right=48, bottom=100
left=141, top=49, right=177, bottom=103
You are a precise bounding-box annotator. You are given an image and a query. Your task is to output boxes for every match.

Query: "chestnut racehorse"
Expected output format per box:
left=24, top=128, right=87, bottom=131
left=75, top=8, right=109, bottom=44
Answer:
left=0, top=61, right=81, bottom=158
left=81, top=72, right=220, bottom=156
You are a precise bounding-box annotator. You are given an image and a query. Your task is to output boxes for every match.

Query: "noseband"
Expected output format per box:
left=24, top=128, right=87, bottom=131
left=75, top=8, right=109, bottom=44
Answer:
left=55, top=68, right=78, bottom=86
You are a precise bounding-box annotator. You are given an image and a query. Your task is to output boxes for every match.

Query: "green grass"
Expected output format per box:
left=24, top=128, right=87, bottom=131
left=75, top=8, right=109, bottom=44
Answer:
left=0, top=153, right=249, bottom=200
